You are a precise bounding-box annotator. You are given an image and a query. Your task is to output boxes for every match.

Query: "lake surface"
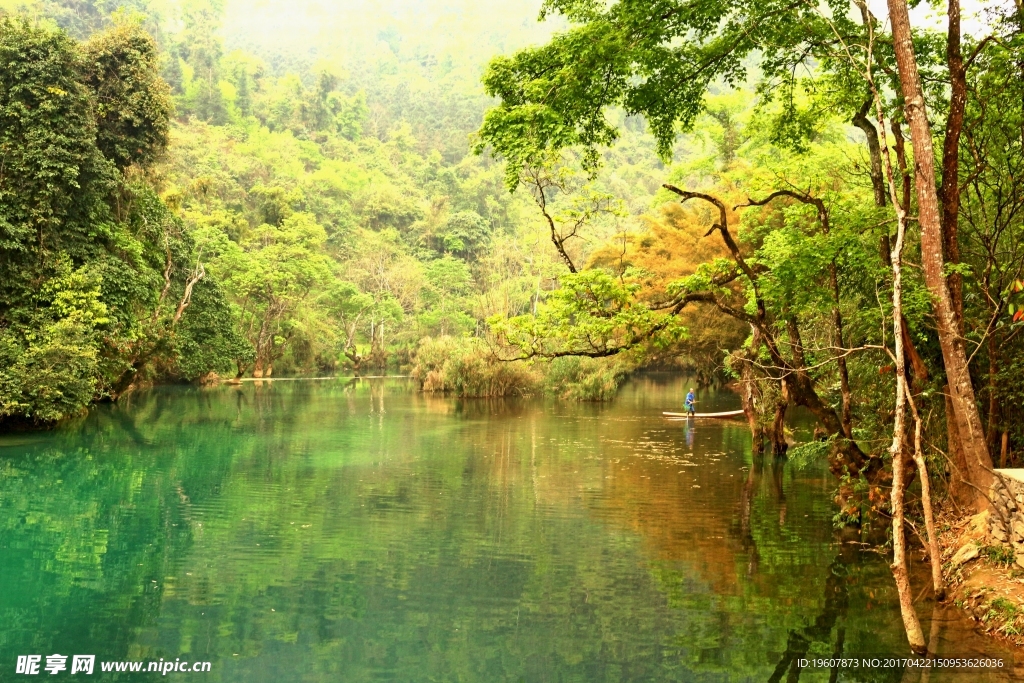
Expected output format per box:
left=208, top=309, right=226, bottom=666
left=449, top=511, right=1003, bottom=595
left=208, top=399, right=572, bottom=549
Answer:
left=0, top=375, right=1019, bottom=682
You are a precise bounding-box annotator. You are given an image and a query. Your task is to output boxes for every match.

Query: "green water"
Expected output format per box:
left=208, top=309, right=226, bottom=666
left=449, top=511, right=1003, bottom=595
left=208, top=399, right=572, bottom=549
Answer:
left=0, top=376, right=1017, bottom=682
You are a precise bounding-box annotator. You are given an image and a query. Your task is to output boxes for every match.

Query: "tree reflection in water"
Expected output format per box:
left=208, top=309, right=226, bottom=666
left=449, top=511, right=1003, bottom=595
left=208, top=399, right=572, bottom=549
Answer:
left=738, top=449, right=850, bottom=683
left=767, top=552, right=851, bottom=683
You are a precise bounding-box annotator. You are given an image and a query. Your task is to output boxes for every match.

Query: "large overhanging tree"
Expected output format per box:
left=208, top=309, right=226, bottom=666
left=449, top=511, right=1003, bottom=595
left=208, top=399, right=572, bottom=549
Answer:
left=476, top=0, right=1000, bottom=510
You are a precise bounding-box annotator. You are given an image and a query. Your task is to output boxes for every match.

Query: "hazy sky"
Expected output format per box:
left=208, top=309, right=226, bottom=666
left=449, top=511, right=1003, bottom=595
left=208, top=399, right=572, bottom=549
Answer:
left=219, top=0, right=1012, bottom=65
left=0, top=0, right=1009, bottom=43
left=221, top=0, right=558, bottom=68
left=864, top=0, right=1009, bottom=35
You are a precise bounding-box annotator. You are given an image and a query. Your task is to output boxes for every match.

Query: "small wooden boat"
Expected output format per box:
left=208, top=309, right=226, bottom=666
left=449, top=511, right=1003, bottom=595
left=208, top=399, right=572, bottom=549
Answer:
left=662, top=410, right=745, bottom=419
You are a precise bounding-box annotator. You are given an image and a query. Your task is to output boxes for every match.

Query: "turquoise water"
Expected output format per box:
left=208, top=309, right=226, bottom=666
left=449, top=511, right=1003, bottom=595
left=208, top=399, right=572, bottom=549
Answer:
left=0, top=375, right=1017, bottom=681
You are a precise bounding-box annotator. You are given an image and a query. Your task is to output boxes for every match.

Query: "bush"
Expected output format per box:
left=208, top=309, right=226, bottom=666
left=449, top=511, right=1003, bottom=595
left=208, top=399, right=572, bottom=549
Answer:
left=543, top=356, right=632, bottom=401
left=981, top=544, right=1017, bottom=567
left=0, top=320, right=100, bottom=423
left=411, top=336, right=539, bottom=397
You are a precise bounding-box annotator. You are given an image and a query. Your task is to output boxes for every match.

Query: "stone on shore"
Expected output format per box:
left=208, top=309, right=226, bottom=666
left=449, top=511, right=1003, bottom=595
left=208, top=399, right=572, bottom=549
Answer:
left=950, top=542, right=980, bottom=568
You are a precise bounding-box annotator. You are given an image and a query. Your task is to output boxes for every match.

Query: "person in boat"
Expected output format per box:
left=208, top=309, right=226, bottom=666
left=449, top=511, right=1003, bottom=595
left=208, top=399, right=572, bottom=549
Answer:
left=684, top=388, right=696, bottom=416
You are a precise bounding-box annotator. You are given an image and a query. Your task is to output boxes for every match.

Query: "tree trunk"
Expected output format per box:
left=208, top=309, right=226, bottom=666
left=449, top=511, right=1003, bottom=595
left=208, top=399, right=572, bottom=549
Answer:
left=907, top=384, right=945, bottom=600
left=740, top=332, right=766, bottom=455
left=873, top=67, right=928, bottom=649
left=944, top=387, right=969, bottom=502
left=830, top=263, right=853, bottom=438
left=757, top=328, right=874, bottom=478
left=771, top=395, right=789, bottom=457
left=890, top=122, right=912, bottom=217
left=891, top=458, right=927, bottom=653
left=172, top=263, right=206, bottom=326
left=778, top=315, right=867, bottom=471
left=901, top=316, right=929, bottom=390
left=941, top=0, right=966, bottom=327
left=857, top=111, right=928, bottom=399
left=852, top=99, right=887, bottom=207
left=987, top=333, right=999, bottom=448
left=252, top=317, right=270, bottom=379
left=888, top=184, right=927, bottom=653
left=886, top=0, right=993, bottom=509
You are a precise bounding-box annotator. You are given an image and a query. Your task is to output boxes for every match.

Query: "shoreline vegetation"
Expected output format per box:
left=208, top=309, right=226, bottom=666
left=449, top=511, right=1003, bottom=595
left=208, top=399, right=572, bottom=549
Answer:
left=410, top=336, right=635, bottom=401
left=1, top=0, right=1024, bottom=659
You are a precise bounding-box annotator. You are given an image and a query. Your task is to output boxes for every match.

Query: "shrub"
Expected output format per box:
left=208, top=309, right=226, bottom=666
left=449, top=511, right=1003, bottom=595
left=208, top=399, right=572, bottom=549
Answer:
left=543, top=356, right=632, bottom=401
left=981, top=544, right=1017, bottom=567
left=0, top=320, right=100, bottom=423
left=411, top=336, right=539, bottom=397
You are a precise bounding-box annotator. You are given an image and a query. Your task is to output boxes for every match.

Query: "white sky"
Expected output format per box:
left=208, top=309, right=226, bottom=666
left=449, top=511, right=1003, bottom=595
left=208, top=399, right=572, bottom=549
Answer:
left=864, top=0, right=1016, bottom=36
left=216, top=0, right=1016, bottom=70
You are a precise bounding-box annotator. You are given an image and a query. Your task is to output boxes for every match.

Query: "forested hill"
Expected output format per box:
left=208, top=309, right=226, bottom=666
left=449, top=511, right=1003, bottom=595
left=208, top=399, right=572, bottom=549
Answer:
left=0, top=0, right=684, bottom=425
left=218, top=0, right=562, bottom=162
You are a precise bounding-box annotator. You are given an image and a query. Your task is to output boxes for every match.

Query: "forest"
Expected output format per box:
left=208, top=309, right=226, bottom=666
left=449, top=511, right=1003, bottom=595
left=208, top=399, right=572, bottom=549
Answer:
left=2, top=0, right=1024, bottom=653
left=0, top=0, right=684, bottom=413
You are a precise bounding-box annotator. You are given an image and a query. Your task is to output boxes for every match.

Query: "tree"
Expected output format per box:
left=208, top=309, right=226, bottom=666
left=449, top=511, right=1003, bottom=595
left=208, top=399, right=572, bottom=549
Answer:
left=81, top=21, right=173, bottom=170
left=0, top=19, right=107, bottom=256
left=322, top=281, right=374, bottom=370
left=439, top=210, right=491, bottom=260
left=0, top=260, right=108, bottom=422
left=420, top=255, right=475, bottom=337
left=0, top=20, right=118, bottom=420
left=213, top=212, right=334, bottom=377
left=36, top=0, right=158, bottom=39
left=173, top=278, right=252, bottom=380
left=0, top=18, right=241, bottom=420
left=959, top=35, right=1024, bottom=467
left=176, top=0, right=226, bottom=123
left=883, top=0, right=993, bottom=507
left=476, top=0, right=855, bottom=183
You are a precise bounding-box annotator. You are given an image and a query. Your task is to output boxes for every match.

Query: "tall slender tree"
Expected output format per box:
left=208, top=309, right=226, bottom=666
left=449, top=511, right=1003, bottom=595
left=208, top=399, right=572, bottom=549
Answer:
left=885, top=0, right=993, bottom=507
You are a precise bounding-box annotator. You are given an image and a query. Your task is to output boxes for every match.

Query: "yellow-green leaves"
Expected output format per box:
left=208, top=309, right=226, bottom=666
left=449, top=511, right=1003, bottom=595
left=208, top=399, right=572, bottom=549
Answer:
left=492, top=269, right=686, bottom=359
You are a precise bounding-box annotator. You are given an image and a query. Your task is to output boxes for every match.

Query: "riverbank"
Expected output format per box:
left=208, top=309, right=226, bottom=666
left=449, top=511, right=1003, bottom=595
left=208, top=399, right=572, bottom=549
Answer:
left=941, top=508, right=1024, bottom=647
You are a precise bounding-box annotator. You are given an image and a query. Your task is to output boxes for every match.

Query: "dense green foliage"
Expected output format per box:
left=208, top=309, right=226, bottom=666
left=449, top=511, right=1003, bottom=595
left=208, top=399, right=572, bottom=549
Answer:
left=0, top=17, right=244, bottom=423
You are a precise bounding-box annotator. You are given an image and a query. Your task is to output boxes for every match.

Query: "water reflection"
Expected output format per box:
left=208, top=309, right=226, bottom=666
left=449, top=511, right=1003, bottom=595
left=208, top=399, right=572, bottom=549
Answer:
left=768, top=552, right=850, bottom=682
left=0, top=376, right=1017, bottom=682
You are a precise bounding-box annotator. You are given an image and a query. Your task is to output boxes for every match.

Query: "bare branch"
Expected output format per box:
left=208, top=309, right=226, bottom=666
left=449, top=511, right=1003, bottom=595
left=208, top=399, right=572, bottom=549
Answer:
left=172, top=263, right=206, bottom=326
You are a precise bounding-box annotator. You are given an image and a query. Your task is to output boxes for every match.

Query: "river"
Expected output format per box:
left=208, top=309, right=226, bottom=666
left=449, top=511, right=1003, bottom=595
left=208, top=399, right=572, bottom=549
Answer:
left=0, top=375, right=1018, bottom=681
